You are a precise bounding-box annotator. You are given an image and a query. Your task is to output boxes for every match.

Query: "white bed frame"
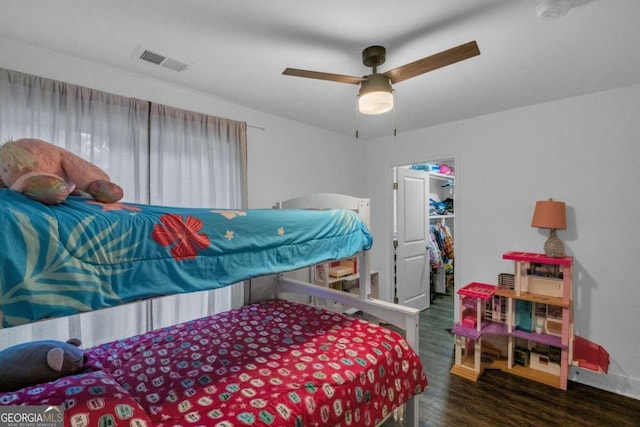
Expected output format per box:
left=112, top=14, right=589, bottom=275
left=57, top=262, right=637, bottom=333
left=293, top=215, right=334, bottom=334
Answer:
left=0, top=193, right=423, bottom=426
left=274, top=193, right=422, bottom=427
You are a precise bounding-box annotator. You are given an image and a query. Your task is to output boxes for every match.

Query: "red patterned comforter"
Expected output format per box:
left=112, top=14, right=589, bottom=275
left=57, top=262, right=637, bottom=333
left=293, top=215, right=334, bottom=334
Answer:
left=0, top=300, right=427, bottom=426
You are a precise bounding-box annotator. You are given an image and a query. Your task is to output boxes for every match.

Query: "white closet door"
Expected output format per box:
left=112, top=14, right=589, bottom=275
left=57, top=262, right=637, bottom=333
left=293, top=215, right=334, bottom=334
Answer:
left=395, top=168, right=430, bottom=310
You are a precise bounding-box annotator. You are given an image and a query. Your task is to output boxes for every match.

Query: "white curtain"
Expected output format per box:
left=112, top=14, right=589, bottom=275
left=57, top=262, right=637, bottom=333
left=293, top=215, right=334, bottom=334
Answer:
left=147, top=104, right=247, bottom=328
left=0, top=69, right=150, bottom=346
left=0, top=69, right=150, bottom=203
left=149, top=104, right=247, bottom=208
left=0, top=68, right=246, bottom=347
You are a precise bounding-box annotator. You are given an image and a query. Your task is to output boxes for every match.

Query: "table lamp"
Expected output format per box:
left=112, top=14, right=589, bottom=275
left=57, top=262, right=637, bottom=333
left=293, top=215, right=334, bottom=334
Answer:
left=531, top=198, right=567, bottom=257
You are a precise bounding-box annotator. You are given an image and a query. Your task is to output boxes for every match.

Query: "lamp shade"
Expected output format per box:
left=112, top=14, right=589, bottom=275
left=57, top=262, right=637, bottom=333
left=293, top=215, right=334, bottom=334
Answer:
left=531, top=199, right=566, bottom=230
left=358, top=73, right=394, bottom=115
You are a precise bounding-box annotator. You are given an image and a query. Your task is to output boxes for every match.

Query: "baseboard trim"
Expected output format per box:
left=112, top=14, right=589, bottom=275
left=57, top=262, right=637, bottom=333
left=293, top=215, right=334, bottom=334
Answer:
left=570, top=367, right=640, bottom=400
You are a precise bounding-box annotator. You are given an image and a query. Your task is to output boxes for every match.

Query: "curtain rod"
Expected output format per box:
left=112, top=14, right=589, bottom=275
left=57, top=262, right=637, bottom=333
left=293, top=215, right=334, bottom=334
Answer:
left=247, top=124, right=266, bottom=131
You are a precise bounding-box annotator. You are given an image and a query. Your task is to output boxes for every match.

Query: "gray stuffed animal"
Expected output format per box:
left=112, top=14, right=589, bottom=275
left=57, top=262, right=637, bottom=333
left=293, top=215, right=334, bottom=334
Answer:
left=0, top=338, right=86, bottom=392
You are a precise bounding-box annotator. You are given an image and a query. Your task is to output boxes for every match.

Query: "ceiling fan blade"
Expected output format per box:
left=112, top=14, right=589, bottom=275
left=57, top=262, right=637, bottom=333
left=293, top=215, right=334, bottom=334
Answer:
left=282, top=68, right=366, bottom=85
left=384, top=40, right=480, bottom=84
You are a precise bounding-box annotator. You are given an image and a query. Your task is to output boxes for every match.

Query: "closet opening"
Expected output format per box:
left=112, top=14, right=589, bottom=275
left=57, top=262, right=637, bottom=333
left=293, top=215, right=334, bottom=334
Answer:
left=392, top=157, right=456, bottom=312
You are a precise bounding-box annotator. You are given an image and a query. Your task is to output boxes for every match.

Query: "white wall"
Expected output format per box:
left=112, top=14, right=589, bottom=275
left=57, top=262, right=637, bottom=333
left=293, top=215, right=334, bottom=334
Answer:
left=364, top=84, right=640, bottom=399
left=2, top=36, right=638, bottom=399
left=0, top=38, right=367, bottom=209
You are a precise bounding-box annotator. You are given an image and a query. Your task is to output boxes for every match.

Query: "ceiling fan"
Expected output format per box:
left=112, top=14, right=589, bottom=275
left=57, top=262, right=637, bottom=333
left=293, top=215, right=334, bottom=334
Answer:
left=283, top=40, right=480, bottom=115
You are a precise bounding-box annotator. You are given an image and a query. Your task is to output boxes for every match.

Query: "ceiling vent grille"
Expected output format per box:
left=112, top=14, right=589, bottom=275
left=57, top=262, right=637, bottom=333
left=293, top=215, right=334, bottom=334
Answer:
left=137, top=48, right=190, bottom=72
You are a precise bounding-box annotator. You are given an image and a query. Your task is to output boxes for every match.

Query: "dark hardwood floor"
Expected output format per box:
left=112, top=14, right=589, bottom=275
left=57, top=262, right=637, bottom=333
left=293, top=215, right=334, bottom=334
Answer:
left=386, top=293, right=640, bottom=427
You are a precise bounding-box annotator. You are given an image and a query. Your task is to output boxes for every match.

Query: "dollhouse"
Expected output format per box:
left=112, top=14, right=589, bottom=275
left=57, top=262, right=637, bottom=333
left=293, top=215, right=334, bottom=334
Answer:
left=450, top=251, right=609, bottom=390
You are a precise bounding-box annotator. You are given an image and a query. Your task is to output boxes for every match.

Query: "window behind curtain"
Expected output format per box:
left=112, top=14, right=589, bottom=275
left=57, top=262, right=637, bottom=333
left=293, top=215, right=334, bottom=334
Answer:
left=0, top=67, right=246, bottom=346
left=149, top=103, right=247, bottom=208
left=0, top=68, right=150, bottom=203
left=147, top=104, right=247, bottom=328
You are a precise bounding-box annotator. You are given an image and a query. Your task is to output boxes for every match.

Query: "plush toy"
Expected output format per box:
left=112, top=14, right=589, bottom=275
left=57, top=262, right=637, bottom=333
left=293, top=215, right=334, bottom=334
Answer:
left=0, top=138, right=123, bottom=205
left=0, top=338, right=87, bottom=392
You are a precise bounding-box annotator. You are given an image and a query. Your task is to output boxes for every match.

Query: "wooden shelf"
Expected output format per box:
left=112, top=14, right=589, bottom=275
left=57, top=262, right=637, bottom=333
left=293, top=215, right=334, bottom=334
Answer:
left=495, top=288, right=569, bottom=308
left=311, top=262, right=379, bottom=312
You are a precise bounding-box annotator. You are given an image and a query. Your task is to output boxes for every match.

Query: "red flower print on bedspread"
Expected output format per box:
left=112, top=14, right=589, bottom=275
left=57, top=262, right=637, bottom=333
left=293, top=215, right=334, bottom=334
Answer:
left=152, top=214, right=210, bottom=259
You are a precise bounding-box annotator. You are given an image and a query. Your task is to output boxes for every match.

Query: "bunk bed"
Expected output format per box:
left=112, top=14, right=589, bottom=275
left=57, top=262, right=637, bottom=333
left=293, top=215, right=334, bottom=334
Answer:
left=0, top=190, right=427, bottom=427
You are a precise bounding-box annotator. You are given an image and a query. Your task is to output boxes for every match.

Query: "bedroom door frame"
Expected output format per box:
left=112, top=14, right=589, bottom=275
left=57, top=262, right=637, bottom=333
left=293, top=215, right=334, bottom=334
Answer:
left=391, top=154, right=458, bottom=311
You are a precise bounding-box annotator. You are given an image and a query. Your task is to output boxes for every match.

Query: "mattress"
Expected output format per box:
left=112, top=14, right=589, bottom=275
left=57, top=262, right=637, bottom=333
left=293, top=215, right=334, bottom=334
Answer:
left=0, top=190, right=373, bottom=327
left=0, top=300, right=428, bottom=427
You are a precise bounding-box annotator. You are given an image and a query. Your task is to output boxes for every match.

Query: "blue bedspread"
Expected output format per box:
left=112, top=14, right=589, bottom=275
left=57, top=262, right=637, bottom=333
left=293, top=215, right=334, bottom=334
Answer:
left=0, top=190, right=372, bottom=327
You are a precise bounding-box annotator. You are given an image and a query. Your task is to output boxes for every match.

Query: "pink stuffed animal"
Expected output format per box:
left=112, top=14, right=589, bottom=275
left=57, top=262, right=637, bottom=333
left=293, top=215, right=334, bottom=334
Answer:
left=0, top=138, right=123, bottom=204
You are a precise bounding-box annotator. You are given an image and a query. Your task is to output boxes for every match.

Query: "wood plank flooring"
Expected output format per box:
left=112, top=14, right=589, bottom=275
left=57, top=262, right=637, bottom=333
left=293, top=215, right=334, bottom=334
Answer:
left=385, top=293, right=640, bottom=427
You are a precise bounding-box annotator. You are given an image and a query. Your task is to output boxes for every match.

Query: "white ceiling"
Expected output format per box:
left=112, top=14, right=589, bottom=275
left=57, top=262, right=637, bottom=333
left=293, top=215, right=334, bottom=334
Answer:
left=1, top=0, right=639, bottom=139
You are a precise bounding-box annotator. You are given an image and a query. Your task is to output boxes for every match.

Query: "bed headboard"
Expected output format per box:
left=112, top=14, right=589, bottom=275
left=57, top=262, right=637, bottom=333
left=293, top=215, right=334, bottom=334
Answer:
left=275, top=193, right=370, bottom=228
left=275, top=193, right=373, bottom=301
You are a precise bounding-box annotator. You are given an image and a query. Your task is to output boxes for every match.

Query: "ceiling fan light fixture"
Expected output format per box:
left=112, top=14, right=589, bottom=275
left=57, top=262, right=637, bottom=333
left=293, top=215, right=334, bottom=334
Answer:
left=358, top=74, right=394, bottom=115
left=283, top=41, right=479, bottom=117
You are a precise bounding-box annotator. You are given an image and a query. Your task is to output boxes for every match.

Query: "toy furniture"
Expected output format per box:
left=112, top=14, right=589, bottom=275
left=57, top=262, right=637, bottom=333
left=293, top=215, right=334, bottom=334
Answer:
left=450, top=251, right=608, bottom=390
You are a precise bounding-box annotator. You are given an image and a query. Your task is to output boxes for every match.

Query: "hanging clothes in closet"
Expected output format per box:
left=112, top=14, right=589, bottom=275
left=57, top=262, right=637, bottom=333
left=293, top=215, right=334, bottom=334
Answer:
left=428, top=222, right=454, bottom=267
left=428, top=221, right=455, bottom=293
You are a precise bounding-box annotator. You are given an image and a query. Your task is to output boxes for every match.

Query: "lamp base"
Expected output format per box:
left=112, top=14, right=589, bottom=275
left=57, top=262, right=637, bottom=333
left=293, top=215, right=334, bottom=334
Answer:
left=544, top=229, right=565, bottom=257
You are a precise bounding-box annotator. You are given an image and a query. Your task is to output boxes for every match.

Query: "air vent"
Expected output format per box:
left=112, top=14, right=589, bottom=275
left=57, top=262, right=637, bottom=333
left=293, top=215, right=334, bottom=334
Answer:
left=137, top=48, right=190, bottom=72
